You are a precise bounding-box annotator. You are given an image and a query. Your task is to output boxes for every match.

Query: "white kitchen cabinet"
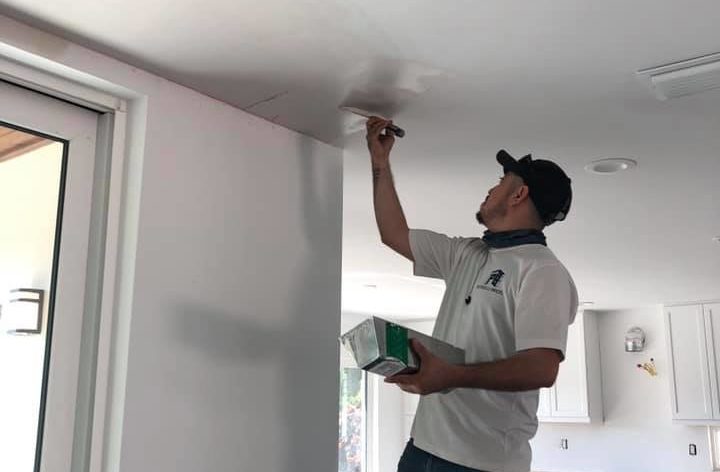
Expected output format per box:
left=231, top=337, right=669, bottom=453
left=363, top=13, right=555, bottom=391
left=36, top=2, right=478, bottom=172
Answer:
left=537, top=385, right=552, bottom=418
left=538, top=310, right=604, bottom=423
left=665, top=304, right=713, bottom=421
left=705, top=303, right=720, bottom=419
left=666, top=302, right=720, bottom=424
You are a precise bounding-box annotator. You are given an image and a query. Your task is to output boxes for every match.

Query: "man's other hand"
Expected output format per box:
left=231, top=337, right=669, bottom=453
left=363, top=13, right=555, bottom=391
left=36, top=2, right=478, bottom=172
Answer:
left=385, top=339, right=459, bottom=395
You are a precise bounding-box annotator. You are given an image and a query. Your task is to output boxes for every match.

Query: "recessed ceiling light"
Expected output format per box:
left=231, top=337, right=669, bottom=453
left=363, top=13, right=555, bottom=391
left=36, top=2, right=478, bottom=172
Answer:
left=362, top=284, right=377, bottom=289
left=581, top=301, right=595, bottom=306
left=584, top=158, right=637, bottom=175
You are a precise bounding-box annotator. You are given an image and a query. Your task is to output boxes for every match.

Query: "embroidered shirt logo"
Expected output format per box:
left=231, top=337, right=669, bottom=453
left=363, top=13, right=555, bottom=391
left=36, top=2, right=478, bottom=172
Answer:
left=478, top=269, right=506, bottom=295
left=485, top=269, right=505, bottom=287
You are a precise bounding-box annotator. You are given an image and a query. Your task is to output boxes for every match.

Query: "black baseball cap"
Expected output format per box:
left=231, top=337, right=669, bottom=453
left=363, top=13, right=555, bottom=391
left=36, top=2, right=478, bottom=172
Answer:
left=496, top=149, right=572, bottom=225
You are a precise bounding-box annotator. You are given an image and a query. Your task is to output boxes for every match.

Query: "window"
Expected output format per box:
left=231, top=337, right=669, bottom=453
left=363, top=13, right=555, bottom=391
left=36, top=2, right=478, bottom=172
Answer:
left=339, top=365, right=367, bottom=472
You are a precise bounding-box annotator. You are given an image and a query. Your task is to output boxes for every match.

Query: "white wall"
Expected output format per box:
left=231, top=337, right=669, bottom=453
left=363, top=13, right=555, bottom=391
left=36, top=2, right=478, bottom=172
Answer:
left=121, top=89, right=343, bottom=472
left=370, top=376, right=406, bottom=472
left=0, top=15, right=343, bottom=472
left=531, top=307, right=711, bottom=472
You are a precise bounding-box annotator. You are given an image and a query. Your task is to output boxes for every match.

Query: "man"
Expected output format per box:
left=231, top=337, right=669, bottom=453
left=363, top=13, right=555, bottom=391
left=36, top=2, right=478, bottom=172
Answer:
left=366, top=117, right=578, bottom=472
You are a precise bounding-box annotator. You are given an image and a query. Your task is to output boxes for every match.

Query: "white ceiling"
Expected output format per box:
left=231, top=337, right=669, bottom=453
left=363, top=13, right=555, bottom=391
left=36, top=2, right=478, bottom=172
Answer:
left=3, top=0, right=720, bottom=319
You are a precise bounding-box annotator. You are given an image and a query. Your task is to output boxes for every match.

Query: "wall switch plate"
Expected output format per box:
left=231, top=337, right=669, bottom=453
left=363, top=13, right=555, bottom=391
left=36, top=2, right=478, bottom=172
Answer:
left=689, top=444, right=697, bottom=456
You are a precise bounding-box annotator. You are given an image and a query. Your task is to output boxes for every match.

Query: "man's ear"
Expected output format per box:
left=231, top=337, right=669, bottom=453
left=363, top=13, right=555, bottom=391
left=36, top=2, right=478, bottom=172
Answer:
left=511, top=183, right=531, bottom=206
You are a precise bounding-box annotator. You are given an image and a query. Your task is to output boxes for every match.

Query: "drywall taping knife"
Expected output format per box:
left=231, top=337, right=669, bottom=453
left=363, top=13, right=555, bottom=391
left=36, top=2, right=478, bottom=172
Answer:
left=339, top=106, right=406, bottom=138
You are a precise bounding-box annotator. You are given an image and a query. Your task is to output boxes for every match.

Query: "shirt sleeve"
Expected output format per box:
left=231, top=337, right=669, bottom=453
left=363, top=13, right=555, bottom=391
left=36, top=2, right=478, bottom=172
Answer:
left=514, top=263, right=579, bottom=359
left=408, top=229, right=471, bottom=280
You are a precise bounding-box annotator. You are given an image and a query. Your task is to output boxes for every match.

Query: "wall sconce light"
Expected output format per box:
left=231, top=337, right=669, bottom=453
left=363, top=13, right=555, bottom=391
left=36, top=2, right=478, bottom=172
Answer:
left=625, top=326, right=646, bottom=352
left=6, top=288, right=45, bottom=335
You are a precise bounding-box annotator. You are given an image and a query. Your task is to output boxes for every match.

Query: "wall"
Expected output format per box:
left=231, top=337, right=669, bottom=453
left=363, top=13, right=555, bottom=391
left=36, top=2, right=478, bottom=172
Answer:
left=0, top=15, right=343, bottom=472
left=372, top=375, right=406, bottom=472
left=121, top=76, right=342, bottom=472
left=531, top=306, right=711, bottom=472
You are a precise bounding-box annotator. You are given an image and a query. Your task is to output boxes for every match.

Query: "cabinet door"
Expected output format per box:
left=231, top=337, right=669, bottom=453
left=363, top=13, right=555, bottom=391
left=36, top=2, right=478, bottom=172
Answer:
left=666, top=305, right=713, bottom=420
left=550, top=314, right=588, bottom=418
left=537, top=387, right=552, bottom=419
left=703, top=304, right=720, bottom=419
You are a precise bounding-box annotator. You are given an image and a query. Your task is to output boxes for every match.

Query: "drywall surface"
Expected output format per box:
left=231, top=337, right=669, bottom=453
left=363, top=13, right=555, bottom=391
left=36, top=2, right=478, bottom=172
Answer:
left=120, top=87, right=343, bottom=472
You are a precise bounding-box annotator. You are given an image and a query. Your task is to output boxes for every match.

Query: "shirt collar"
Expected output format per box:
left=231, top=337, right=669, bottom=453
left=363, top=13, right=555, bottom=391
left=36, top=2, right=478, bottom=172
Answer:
left=482, top=229, right=547, bottom=248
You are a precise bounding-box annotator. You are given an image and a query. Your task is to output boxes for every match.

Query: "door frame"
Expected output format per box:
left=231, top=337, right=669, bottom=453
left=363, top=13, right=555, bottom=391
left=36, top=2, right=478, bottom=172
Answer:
left=0, top=45, right=145, bottom=472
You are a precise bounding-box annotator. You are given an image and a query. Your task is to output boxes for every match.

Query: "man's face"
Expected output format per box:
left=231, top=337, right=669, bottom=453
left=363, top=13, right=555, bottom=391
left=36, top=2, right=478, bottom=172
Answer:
left=476, top=173, right=522, bottom=226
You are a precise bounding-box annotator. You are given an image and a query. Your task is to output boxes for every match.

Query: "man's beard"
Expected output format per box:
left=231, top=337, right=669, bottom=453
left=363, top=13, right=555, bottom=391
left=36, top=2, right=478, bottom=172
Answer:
left=475, top=209, right=486, bottom=226
left=477, top=203, right=507, bottom=227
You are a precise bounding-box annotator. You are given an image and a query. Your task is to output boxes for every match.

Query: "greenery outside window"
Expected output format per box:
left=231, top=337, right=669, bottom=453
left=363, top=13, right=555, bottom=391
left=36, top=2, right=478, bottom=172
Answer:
left=339, top=363, right=366, bottom=471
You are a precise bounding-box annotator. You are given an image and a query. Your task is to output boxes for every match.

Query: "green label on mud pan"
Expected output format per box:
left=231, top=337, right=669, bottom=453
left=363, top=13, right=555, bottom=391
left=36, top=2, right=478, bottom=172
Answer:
left=386, top=323, right=409, bottom=365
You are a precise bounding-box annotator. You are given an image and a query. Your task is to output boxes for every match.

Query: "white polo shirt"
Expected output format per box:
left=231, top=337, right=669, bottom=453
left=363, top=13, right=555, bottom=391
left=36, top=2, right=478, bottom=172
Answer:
left=408, top=229, right=578, bottom=472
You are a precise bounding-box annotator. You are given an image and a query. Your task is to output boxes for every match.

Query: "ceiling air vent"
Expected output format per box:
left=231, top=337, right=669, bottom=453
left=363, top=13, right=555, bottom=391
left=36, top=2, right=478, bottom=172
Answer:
left=637, top=52, right=720, bottom=100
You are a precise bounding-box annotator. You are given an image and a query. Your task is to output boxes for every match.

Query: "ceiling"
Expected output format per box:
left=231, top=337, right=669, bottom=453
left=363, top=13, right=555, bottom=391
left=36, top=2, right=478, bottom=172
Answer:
left=2, top=0, right=719, bottom=319
left=0, top=125, right=52, bottom=163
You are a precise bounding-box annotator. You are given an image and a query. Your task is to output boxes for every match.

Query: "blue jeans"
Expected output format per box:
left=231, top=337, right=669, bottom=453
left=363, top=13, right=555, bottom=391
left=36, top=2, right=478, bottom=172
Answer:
left=397, top=439, right=489, bottom=472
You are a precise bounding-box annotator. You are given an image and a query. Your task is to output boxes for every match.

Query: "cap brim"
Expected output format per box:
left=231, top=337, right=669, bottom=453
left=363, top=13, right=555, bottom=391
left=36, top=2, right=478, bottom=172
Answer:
left=497, top=149, right=522, bottom=175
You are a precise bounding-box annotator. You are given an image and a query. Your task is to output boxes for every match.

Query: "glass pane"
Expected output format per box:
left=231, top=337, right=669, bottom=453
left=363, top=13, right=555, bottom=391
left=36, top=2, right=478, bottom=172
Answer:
left=338, top=367, right=365, bottom=472
left=0, top=123, right=64, bottom=472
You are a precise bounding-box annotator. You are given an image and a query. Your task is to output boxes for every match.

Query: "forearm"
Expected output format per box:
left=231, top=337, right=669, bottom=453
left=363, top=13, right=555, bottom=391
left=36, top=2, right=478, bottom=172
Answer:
left=447, top=350, right=559, bottom=392
left=372, top=164, right=409, bottom=244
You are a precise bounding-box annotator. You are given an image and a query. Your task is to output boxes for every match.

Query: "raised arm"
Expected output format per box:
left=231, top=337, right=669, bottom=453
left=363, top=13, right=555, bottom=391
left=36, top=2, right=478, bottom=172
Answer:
left=366, top=117, right=413, bottom=261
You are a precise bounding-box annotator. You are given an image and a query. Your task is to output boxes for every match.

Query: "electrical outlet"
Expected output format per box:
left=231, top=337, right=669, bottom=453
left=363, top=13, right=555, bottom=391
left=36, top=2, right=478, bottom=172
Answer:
left=560, top=438, right=569, bottom=450
left=689, top=444, right=697, bottom=456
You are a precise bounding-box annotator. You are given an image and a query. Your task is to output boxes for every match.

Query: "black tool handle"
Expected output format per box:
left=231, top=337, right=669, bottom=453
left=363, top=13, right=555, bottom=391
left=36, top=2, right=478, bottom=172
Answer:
left=385, top=123, right=405, bottom=138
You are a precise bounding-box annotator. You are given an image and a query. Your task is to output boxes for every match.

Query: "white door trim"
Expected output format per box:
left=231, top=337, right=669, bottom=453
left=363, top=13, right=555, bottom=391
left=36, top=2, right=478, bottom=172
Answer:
left=0, top=42, right=146, bottom=472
